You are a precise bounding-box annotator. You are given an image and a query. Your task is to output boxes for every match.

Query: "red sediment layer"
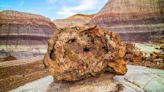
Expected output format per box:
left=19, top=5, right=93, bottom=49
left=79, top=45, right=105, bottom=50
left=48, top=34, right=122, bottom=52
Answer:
left=92, top=16, right=163, bottom=26
left=0, top=10, right=57, bottom=52
left=94, top=12, right=163, bottom=19
left=0, top=35, right=49, bottom=45
left=90, top=0, right=164, bottom=42
left=119, top=31, right=164, bottom=42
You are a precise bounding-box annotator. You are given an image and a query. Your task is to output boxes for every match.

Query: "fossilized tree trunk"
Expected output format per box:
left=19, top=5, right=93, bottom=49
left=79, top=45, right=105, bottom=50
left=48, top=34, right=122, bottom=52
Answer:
left=44, top=26, right=127, bottom=81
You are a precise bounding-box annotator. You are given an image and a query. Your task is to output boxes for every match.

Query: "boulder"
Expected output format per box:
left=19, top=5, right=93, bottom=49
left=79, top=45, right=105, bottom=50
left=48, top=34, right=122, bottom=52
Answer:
left=44, top=26, right=127, bottom=81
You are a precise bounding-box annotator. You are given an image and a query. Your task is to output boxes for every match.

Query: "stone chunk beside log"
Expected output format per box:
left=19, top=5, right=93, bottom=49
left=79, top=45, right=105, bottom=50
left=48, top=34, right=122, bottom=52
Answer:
left=44, top=26, right=127, bottom=81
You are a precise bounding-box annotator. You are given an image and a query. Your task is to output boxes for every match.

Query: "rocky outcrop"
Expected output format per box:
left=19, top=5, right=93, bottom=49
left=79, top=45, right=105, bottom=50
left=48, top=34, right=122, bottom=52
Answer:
left=90, top=0, right=164, bottom=42
left=54, top=14, right=94, bottom=28
left=115, top=65, right=164, bottom=92
left=10, top=65, right=164, bottom=92
left=0, top=10, right=56, bottom=57
left=44, top=26, right=127, bottom=81
left=47, top=74, right=121, bottom=92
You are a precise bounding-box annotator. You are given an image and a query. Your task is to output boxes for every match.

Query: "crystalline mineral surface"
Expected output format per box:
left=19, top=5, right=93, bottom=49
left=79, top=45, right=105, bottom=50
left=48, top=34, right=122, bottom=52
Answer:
left=44, top=26, right=127, bottom=81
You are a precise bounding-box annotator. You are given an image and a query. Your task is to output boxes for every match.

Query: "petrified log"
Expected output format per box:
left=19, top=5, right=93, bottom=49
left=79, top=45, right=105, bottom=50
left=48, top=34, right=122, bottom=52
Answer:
left=0, top=57, right=48, bottom=92
left=90, top=0, right=164, bottom=42
left=44, top=26, right=127, bottom=81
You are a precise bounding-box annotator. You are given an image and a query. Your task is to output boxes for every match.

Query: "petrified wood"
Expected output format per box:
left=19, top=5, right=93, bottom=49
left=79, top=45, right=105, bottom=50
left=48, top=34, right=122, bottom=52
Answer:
left=44, top=26, right=127, bottom=81
left=124, top=43, right=143, bottom=63
left=0, top=57, right=48, bottom=92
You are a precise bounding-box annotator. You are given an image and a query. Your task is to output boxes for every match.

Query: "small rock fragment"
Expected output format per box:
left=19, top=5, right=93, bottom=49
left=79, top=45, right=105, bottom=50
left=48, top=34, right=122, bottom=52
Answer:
left=124, top=43, right=143, bottom=63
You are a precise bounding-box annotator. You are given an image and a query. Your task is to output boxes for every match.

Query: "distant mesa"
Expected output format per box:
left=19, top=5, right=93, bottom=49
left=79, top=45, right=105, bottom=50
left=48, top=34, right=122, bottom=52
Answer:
left=90, top=0, right=164, bottom=42
left=0, top=10, right=57, bottom=58
left=54, top=14, right=94, bottom=28
left=67, top=14, right=94, bottom=20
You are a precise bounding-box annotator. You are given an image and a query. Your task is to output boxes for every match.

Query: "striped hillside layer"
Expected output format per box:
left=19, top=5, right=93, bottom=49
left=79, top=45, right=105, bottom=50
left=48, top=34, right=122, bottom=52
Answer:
left=90, top=0, right=164, bottom=42
left=0, top=10, right=56, bottom=56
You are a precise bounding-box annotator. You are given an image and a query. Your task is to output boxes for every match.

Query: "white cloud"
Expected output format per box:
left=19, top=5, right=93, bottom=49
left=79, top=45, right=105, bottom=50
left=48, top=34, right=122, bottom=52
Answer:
left=57, top=7, right=76, bottom=17
left=57, top=0, right=98, bottom=18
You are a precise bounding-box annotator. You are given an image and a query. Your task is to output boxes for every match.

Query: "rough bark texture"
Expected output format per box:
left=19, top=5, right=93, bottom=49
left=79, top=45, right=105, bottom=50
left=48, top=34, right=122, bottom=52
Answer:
left=0, top=57, right=48, bottom=92
left=0, top=10, right=56, bottom=55
left=44, top=26, right=127, bottom=81
left=90, top=0, right=164, bottom=42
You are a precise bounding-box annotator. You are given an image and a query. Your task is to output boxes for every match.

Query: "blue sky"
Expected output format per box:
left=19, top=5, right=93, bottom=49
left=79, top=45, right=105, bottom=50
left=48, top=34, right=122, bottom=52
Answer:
left=0, top=0, right=108, bottom=20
